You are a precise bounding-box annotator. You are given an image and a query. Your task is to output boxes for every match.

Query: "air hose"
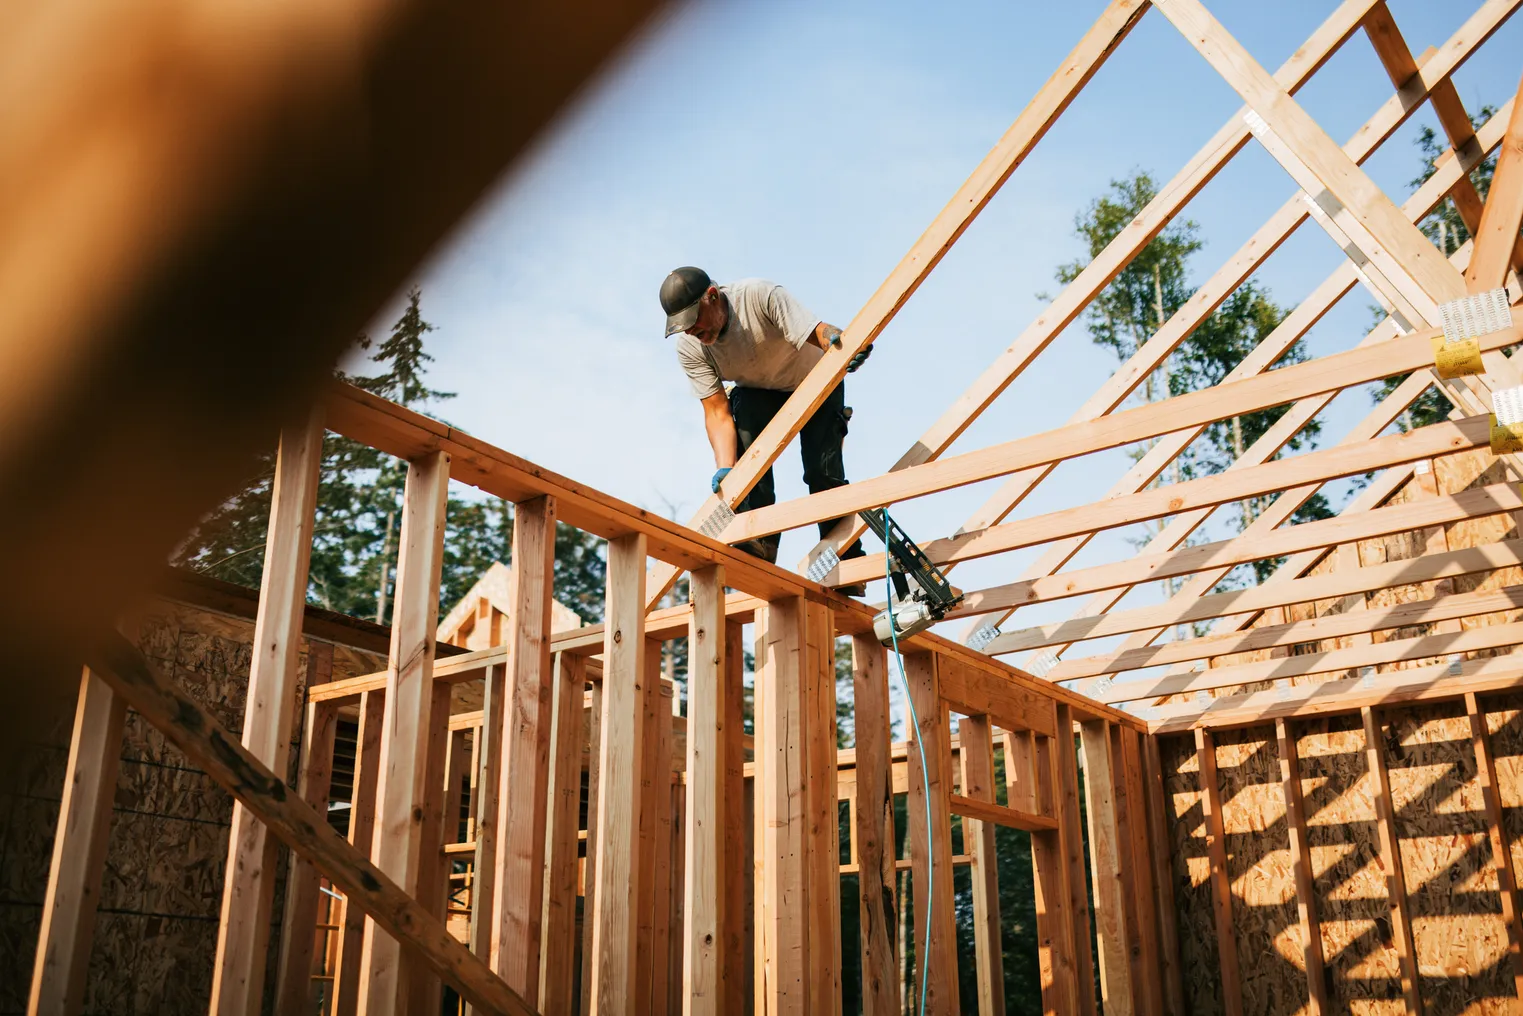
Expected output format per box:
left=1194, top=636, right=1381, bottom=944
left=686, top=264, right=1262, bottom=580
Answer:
left=882, top=505, right=932, bottom=1016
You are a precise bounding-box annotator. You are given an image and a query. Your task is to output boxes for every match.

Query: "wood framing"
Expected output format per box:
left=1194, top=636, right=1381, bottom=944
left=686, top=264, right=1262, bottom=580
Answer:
left=1193, top=729, right=1241, bottom=1016
left=588, top=533, right=649, bottom=1015
left=210, top=411, right=324, bottom=1016
left=489, top=494, right=558, bottom=1003
left=904, top=651, right=961, bottom=1015
left=333, top=689, right=384, bottom=1016
left=650, top=0, right=1150, bottom=608
left=272, top=656, right=338, bottom=1015
left=721, top=325, right=1520, bottom=544
left=539, top=652, right=586, bottom=1014
left=755, top=596, right=810, bottom=1014
left=1465, top=692, right=1523, bottom=997
left=1028, top=719, right=1081, bottom=1016
left=683, top=565, right=726, bottom=1016
left=959, top=715, right=1006, bottom=1016
left=87, top=632, right=534, bottom=1015
left=1081, top=721, right=1135, bottom=1016
left=356, top=450, right=451, bottom=1015
left=722, top=620, right=751, bottom=1015
left=1140, top=735, right=1184, bottom=1016
left=1361, top=707, right=1422, bottom=1016
left=1274, top=720, right=1328, bottom=1016
left=67, top=1, right=1523, bottom=1010
left=27, top=669, right=126, bottom=1016
left=852, top=634, right=901, bottom=1016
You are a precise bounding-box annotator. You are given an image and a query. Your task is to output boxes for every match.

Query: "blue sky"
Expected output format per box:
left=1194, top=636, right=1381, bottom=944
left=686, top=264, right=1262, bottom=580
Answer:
left=367, top=0, right=1523, bottom=671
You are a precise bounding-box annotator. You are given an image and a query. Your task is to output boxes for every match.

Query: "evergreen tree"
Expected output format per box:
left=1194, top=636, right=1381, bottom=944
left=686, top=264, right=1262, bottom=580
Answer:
left=1168, top=281, right=1332, bottom=579
left=1371, top=105, right=1500, bottom=430
left=174, top=288, right=608, bottom=625
left=1057, top=171, right=1323, bottom=586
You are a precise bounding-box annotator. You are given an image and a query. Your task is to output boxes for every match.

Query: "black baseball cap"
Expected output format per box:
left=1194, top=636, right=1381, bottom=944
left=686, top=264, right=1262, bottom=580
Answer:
left=660, top=266, right=712, bottom=337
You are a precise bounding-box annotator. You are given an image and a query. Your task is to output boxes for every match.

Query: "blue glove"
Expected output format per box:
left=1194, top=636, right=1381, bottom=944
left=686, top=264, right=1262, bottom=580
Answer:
left=711, top=467, right=732, bottom=494
left=847, top=344, right=873, bottom=373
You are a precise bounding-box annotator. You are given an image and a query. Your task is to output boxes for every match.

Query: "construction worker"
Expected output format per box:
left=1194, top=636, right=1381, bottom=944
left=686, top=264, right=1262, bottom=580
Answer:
left=660, top=266, right=869, bottom=587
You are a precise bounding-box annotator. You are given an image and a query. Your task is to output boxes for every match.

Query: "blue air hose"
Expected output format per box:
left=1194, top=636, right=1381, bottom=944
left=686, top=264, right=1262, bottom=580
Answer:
left=882, top=506, right=932, bottom=1016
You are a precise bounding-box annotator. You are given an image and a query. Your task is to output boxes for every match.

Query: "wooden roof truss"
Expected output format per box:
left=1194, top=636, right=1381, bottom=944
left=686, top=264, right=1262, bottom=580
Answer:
left=683, top=0, right=1523, bottom=733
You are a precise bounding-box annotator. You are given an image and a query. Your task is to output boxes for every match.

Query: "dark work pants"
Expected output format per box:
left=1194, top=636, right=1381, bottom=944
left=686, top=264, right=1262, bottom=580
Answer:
left=728, top=383, right=866, bottom=565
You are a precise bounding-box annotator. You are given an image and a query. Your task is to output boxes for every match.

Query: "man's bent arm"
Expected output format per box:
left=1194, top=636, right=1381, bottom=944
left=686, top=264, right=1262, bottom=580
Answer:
left=701, top=390, right=738, bottom=468
left=806, top=321, right=842, bottom=350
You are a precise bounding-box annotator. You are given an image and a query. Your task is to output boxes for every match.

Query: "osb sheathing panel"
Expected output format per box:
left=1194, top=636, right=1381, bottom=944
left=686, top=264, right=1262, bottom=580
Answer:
left=1213, top=727, right=1308, bottom=1016
left=1380, top=703, right=1514, bottom=1014
left=1160, top=732, right=1224, bottom=1016
left=1168, top=706, right=1523, bottom=1016
left=1202, top=448, right=1523, bottom=700
left=1484, top=691, right=1523, bottom=895
left=0, top=595, right=386, bottom=1016
left=1295, top=715, right=1405, bottom=1016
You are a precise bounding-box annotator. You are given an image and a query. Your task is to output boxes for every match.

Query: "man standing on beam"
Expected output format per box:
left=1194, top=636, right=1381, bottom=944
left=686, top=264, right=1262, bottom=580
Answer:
left=660, top=265, right=869, bottom=591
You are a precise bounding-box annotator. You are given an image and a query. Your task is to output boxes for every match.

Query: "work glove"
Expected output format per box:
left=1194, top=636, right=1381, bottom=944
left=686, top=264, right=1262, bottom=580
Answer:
left=711, top=467, right=732, bottom=494
left=827, top=328, right=872, bottom=373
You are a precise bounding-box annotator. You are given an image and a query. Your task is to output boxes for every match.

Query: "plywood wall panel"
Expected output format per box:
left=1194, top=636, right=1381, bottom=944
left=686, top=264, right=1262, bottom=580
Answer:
left=1484, top=692, right=1523, bottom=890
left=1384, top=704, right=1514, bottom=1014
left=1213, top=727, right=1307, bottom=1016
left=1290, top=716, right=1403, bottom=1014
left=1161, top=732, right=1224, bottom=1016
left=0, top=596, right=387, bottom=1016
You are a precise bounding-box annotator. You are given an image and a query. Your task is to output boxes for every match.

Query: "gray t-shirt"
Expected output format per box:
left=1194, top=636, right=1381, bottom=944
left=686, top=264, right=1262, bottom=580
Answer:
left=674, top=279, right=823, bottom=399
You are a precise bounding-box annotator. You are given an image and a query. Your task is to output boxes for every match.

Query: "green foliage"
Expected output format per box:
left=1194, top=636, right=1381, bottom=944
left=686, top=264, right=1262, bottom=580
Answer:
left=174, top=288, right=608, bottom=625
left=1370, top=105, right=1501, bottom=431
left=836, top=639, right=856, bottom=748
left=1414, top=105, right=1500, bottom=255
left=1058, top=170, right=1322, bottom=584
left=1057, top=172, right=1202, bottom=367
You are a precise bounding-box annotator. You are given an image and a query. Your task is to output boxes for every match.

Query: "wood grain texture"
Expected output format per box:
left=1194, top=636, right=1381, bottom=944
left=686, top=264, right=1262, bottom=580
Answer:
left=1081, top=720, right=1133, bottom=1016
left=1140, top=735, right=1184, bottom=1016
left=333, top=689, right=384, bottom=1016
left=957, top=480, right=1523, bottom=617
left=804, top=601, right=842, bottom=1016
left=1193, top=729, right=1241, bottom=1016
left=722, top=620, right=752, bottom=1016
left=490, top=495, right=558, bottom=1003
left=588, top=533, right=648, bottom=1015
left=357, top=450, right=451, bottom=1015
left=539, top=653, right=587, bottom=1014
left=1055, top=706, right=1098, bottom=1016
left=724, top=325, right=1519, bottom=541
left=958, top=716, right=1006, bottom=1016
left=904, top=652, right=960, bottom=1015
left=26, top=669, right=126, bottom=1016
left=852, top=634, right=901, bottom=1016
left=87, top=633, right=534, bottom=1016
left=1119, top=730, right=1162, bottom=1016
left=836, top=417, right=1500, bottom=589
left=1466, top=71, right=1523, bottom=289
left=1362, top=708, right=1421, bottom=1016
left=1465, top=692, right=1523, bottom=999
left=272, top=685, right=338, bottom=1014
left=210, top=412, right=324, bottom=1016
left=1276, top=719, right=1328, bottom=1016
left=683, top=566, right=726, bottom=1016
left=1028, top=721, right=1079, bottom=1016
left=756, top=596, right=809, bottom=1015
